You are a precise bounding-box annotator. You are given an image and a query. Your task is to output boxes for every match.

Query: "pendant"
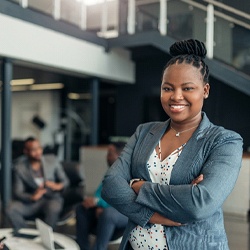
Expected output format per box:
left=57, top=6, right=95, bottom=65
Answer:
left=176, top=132, right=180, bottom=137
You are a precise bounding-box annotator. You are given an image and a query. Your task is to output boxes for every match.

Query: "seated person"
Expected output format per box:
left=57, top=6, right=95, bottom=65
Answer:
left=6, top=137, right=69, bottom=231
left=76, top=142, right=128, bottom=250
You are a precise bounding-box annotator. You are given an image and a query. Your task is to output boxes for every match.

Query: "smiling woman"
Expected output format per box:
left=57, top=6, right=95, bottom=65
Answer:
left=101, top=39, right=243, bottom=250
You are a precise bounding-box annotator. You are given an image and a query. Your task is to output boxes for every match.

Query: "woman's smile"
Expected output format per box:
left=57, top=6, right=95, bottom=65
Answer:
left=169, top=104, right=188, bottom=113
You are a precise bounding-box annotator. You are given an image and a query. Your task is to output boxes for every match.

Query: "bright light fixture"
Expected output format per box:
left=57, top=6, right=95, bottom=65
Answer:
left=10, top=83, right=64, bottom=91
left=11, top=85, right=30, bottom=92
left=85, top=0, right=103, bottom=5
left=11, top=78, right=35, bottom=85
left=68, top=93, right=92, bottom=100
left=0, top=78, right=35, bottom=86
left=78, top=0, right=114, bottom=6
left=30, top=83, right=64, bottom=90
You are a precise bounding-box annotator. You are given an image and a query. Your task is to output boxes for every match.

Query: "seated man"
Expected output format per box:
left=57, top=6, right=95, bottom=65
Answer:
left=76, top=142, right=128, bottom=250
left=7, top=137, right=69, bottom=231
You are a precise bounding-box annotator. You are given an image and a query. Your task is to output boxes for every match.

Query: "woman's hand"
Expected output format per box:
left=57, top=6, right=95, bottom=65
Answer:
left=131, top=180, right=145, bottom=194
left=149, top=212, right=181, bottom=226
left=191, top=174, right=204, bottom=185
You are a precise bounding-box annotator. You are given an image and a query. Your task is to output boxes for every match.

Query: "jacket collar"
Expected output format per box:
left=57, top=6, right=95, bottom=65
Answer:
left=170, top=112, right=212, bottom=184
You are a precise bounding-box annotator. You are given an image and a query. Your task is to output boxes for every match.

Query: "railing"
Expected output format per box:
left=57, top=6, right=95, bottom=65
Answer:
left=8, top=0, right=250, bottom=76
left=126, top=0, right=250, bottom=76
left=10, top=0, right=119, bottom=38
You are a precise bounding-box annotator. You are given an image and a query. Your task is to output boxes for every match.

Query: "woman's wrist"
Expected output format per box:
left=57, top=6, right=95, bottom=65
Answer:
left=130, top=178, right=143, bottom=187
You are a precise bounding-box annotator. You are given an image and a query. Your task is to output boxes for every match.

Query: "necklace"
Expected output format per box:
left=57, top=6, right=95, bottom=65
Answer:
left=170, top=125, right=199, bottom=137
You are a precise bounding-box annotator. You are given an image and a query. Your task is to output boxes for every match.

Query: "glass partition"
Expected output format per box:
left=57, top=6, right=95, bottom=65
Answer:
left=26, top=0, right=54, bottom=16
left=60, top=0, right=82, bottom=28
left=86, top=0, right=119, bottom=36
left=134, top=1, right=206, bottom=44
left=135, top=1, right=159, bottom=33
left=231, top=25, right=250, bottom=76
left=132, top=0, right=250, bottom=77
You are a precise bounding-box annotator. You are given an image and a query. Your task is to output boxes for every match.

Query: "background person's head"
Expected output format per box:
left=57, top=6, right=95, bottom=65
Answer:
left=106, top=141, right=126, bottom=167
left=23, top=137, right=43, bottom=162
left=161, top=39, right=210, bottom=123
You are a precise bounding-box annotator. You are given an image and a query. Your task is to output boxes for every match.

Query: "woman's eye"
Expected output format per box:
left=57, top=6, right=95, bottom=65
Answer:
left=162, top=87, right=172, bottom=91
left=183, top=87, right=193, bottom=91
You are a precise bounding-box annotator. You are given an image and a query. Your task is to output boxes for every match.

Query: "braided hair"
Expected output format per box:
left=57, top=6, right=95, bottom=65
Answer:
left=165, top=39, right=210, bottom=83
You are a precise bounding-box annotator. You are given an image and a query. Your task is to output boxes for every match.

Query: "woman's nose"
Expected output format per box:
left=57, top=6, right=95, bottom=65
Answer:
left=170, top=90, right=183, bottom=101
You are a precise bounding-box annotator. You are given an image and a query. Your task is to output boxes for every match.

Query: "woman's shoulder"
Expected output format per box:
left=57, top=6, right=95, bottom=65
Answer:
left=203, top=122, right=243, bottom=144
left=136, top=121, right=168, bottom=131
left=201, top=113, right=242, bottom=141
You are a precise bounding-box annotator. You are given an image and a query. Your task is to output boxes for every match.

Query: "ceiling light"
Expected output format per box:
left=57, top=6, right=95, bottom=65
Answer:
left=11, top=78, right=35, bottom=86
left=0, top=78, right=35, bottom=86
left=11, top=85, right=30, bottom=91
left=68, top=93, right=92, bottom=100
left=83, top=0, right=114, bottom=6
left=30, top=83, right=64, bottom=90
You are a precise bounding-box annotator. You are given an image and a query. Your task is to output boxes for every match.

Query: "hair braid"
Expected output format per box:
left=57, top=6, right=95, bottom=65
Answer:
left=166, top=39, right=210, bottom=83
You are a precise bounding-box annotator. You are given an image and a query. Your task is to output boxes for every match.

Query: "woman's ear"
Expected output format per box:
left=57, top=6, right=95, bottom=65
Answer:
left=204, top=83, right=210, bottom=99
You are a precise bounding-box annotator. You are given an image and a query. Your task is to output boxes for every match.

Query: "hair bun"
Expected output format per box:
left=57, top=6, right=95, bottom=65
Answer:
left=169, top=39, right=207, bottom=59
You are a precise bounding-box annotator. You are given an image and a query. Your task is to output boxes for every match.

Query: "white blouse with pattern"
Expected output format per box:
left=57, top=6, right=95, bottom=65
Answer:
left=129, top=142, right=185, bottom=250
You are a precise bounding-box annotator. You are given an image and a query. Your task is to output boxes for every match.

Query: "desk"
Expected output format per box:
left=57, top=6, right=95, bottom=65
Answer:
left=0, top=228, right=79, bottom=250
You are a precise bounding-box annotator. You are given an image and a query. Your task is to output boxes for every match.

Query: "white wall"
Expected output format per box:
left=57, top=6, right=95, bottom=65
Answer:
left=223, top=157, right=250, bottom=218
left=0, top=13, right=135, bottom=84
left=10, top=90, right=61, bottom=147
left=80, top=146, right=108, bottom=196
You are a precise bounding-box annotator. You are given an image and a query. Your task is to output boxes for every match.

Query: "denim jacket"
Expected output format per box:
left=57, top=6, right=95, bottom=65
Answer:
left=102, top=112, right=243, bottom=250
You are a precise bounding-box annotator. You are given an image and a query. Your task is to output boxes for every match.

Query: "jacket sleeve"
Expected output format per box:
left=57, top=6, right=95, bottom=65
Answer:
left=13, top=168, right=34, bottom=202
left=101, top=124, right=154, bottom=227
left=55, top=160, right=69, bottom=189
left=135, top=130, right=243, bottom=224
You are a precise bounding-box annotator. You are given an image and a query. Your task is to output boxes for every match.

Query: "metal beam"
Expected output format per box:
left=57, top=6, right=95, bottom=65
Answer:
left=127, top=0, right=136, bottom=34
left=1, top=58, right=13, bottom=210
left=90, top=78, right=99, bottom=145
left=159, top=0, right=167, bottom=36
left=206, top=4, right=214, bottom=59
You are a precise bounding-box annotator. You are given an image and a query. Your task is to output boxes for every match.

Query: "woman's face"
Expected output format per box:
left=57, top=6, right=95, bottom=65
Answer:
left=161, top=63, right=210, bottom=124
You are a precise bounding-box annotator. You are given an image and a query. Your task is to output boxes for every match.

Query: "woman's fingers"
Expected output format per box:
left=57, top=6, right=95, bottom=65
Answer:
left=191, top=174, right=204, bottom=185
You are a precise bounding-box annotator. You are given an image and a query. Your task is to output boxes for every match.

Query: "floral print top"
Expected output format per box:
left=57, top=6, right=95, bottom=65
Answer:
left=129, top=142, right=185, bottom=250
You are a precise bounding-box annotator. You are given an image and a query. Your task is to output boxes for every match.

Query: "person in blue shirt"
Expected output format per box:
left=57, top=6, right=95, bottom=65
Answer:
left=75, top=142, right=128, bottom=250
